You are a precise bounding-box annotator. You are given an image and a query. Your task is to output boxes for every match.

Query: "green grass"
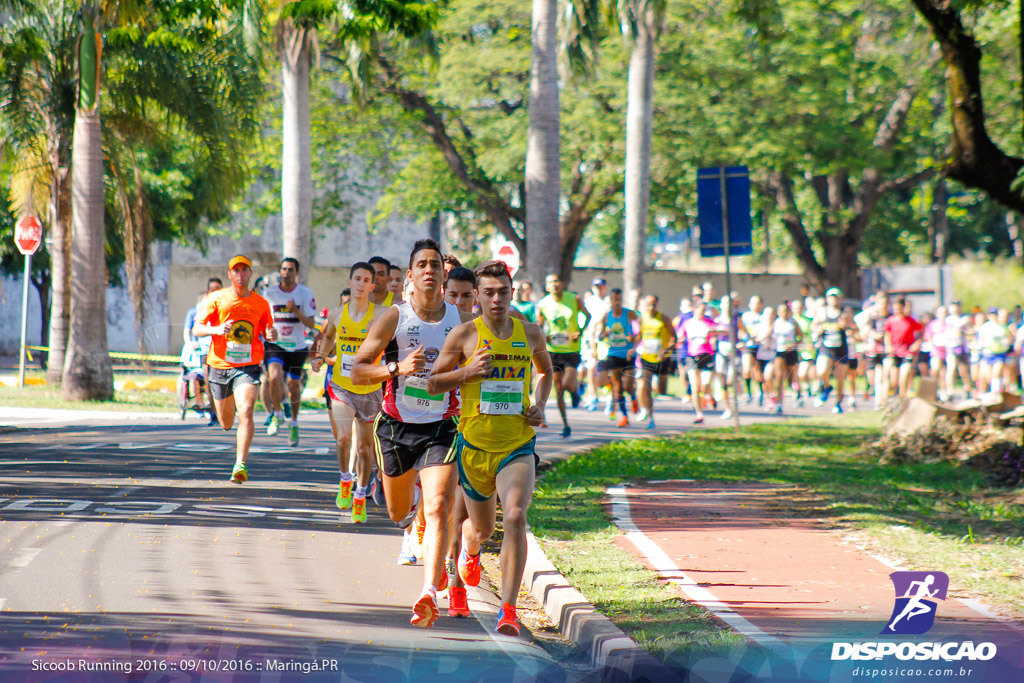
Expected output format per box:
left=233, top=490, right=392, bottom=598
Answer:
left=529, top=412, right=1024, bottom=667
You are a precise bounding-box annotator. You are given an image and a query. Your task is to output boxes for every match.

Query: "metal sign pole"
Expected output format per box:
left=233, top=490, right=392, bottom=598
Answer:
left=18, top=253, right=31, bottom=388
left=719, top=168, right=740, bottom=430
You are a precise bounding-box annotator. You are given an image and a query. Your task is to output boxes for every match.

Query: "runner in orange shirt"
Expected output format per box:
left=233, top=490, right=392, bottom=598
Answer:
left=193, top=255, right=277, bottom=484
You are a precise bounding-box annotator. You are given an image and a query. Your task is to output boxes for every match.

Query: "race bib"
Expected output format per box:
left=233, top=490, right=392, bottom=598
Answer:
left=642, top=339, right=662, bottom=356
left=401, top=376, right=445, bottom=415
left=340, top=354, right=356, bottom=379
left=276, top=338, right=298, bottom=351
left=480, top=380, right=524, bottom=415
left=225, top=341, right=252, bottom=364
left=550, top=333, right=570, bottom=347
left=608, top=331, right=629, bottom=345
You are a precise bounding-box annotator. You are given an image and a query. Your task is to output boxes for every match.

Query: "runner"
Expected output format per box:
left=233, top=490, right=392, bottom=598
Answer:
left=714, top=294, right=744, bottom=421
left=594, top=288, right=638, bottom=427
left=790, top=298, right=814, bottom=407
left=740, top=295, right=764, bottom=405
left=192, top=255, right=277, bottom=484
left=350, top=238, right=468, bottom=628
left=388, top=264, right=405, bottom=303
left=261, top=258, right=318, bottom=446
left=978, top=307, right=1012, bottom=392
left=581, top=278, right=610, bottom=411
left=200, top=277, right=223, bottom=426
left=311, top=262, right=386, bottom=523
left=813, top=288, right=856, bottom=413
left=678, top=298, right=716, bottom=423
left=427, top=260, right=553, bottom=636
left=444, top=267, right=478, bottom=314
left=369, top=255, right=395, bottom=307
left=771, top=302, right=802, bottom=414
left=511, top=281, right=537, bottom=322
left=537, top=274, right=591, bottom=438
left=925, top=306, right=948, bottom=400
left=883, top=297, right=923, bottom=399
left=635, top=294, right=677, bottom=429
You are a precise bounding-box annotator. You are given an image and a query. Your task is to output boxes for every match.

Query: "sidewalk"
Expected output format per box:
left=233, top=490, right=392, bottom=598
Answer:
left=607, top=479, right=1024, bottom=681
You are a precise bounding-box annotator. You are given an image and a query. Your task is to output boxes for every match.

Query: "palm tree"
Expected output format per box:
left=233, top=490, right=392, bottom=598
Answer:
left=525, top=0, right=561, bottom=284
left=0, top=0, right=76, bottom=384
left=278, top=13, right=313, bottom=269
left=564, top=0, right=665, bottom=297
left=618, top=0, right=664, bottom=300
left=61, top=0, right=111, bottom=400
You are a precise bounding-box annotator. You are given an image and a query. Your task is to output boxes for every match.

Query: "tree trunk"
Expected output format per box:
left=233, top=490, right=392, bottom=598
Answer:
left=622, top=17, right=656, bottom=301
left=280, top=20, right=313, bottom=269
left=62, top=106, right=113, bottom=400
left=524, top=0, right=561, bottom=284
left=911, top=0, right=1024, bottom=212
left=931, top=176, right=948, bottom=263
left=46, top=165, right=71, bottom=384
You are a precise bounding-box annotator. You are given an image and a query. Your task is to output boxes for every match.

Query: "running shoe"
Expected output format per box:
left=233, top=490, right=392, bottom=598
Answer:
left=351, top=496, right=367, bottom=523
left=263, top=413, right=273, bottom=427
left=267, top=415, right=280, bottom=436
left=410, top=590, right=439, bottom=628
left=832, top=404, right=844, bottom=414
left=495, top=603, right=520, bottom=636
left=585, top=396, right=598, bottom=411
left=458, top=548, right=482, bottom=587
left=721, top=409, right=733, bottom=420
left=371, top=472, right=386, bottom=507
left=795, top=396, right=805, bottom=408
left=616, top=416, right=628, bottom=428
left=821, top=385, right=834, bottom=403
left=775, top=405, right=783, bottom=415
left=288, top=425, right=299, bottom=447
left=646, top=419, right=657, bottom=430
left=398, top=529, right=417, bottom=566
left=745, top=394, right=753, bottom=405
left=206, top=414, right=219, bottom=427
left=631, top=397, right=639, bottom=413
left=336, top=479, right=353, bottom=510
left=693, top=416, right=703, bottom=425
left=229, top=462, right=248, bottom=485
left=561, top=426, right=571, bottom=439
left=283, top=401, right=292, bottom=419
left=397, top=506, right=418, bottom=529
left=448, top=585, right=471, bottom=618
left=603, top=399, right=613, bottom=416
left=570, top=389, right=581, bottom=409
left=637, top=408, right=649, bottom=422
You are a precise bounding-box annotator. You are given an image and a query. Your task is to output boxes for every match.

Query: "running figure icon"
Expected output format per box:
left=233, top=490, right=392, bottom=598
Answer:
left=882, top=571, right=948, bottom=635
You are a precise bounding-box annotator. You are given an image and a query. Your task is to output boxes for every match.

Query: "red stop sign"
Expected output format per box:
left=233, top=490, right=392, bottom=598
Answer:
left=15, top=214, right=42, bottom=255
left=495, top=243, right=520, bottom=278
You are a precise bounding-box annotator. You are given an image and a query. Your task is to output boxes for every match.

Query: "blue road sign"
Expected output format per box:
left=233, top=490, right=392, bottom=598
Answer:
left=697, top=166, right=753, bottom=257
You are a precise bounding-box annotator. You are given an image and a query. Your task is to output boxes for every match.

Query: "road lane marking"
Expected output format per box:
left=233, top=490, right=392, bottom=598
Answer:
left=606, top=485, right=787, bottom=653
left=10, top=547, right=41, bottom=568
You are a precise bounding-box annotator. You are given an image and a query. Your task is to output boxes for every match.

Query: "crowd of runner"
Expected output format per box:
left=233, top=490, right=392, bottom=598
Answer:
left=177, top=243, right=1018, bottom=636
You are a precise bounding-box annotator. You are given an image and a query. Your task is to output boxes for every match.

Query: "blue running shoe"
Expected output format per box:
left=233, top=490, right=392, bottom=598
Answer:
left=561, top=426, right=571, bottom=439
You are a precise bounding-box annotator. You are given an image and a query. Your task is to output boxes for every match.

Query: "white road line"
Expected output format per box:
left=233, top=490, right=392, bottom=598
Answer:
left=10, top=547, right=41, bottom=568
left=606, top=486, right=788, bottom=653
left=0, top=598, right=6, bottom=611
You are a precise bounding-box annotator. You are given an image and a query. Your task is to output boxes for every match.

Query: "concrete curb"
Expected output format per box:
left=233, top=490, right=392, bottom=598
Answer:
left=523, top=532, right=677, bottom=683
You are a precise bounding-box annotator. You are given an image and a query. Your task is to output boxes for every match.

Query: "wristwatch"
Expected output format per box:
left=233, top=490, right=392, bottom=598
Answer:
left=387, top=361, right=399, bottom=377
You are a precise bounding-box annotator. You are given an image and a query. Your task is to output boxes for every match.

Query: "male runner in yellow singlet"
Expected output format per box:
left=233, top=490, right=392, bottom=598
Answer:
left=311, top=262, right=386, bottom=523
left=428, top=260, right=553, bottom=636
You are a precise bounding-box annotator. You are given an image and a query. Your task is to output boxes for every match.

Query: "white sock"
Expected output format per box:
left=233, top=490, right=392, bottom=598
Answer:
left=340, top=472, right=353, bottom=483
left=355, top=486, right=367, bottom=498
left=290, top=419, right=298, bottom=427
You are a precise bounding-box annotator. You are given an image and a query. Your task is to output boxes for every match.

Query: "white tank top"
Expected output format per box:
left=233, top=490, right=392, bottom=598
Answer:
left=382, top=301, right=462, bottom=424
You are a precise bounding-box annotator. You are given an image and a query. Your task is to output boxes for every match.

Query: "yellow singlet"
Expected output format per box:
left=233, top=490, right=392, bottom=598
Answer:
left=459, top=317, right=534, bottom=452
left=332, top=302, right=378, bottom=395
left=382, top=291, right=394, bottom=307
left=639, top=313, right=671, bottom=364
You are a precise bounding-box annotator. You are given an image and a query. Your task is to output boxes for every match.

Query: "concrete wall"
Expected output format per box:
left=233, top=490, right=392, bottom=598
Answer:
left=0, top=242, right=171, bottom=357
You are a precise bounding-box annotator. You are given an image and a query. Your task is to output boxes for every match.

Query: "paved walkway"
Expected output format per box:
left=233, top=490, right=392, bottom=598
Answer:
left=609, top=480, right=1024, bottom=681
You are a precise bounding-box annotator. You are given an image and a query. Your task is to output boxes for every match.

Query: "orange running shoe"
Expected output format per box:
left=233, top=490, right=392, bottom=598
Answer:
left=351, top=496, right=367, bottom=523
left=458, top=548, right=481, bottom=587
left=495, top=603, right=520, bottom=636
left=335, top=479, right=353, bottom=510
left=616, top=415, right=628, bottom=427
left=410, top=590, right=439, bottom=628
left=447, top=585, right=471, bottom=618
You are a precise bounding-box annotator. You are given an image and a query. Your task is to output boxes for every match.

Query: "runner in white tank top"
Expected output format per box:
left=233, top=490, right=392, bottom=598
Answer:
left=350, top=239, right=475, bottom=629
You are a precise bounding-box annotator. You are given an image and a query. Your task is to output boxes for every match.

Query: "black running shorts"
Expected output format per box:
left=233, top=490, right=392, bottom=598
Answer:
left=374, top=412, right=458, bottom=478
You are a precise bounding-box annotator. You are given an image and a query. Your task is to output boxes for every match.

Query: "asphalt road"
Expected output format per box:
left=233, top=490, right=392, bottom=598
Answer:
left=0, top=396, right=833, bottom=682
